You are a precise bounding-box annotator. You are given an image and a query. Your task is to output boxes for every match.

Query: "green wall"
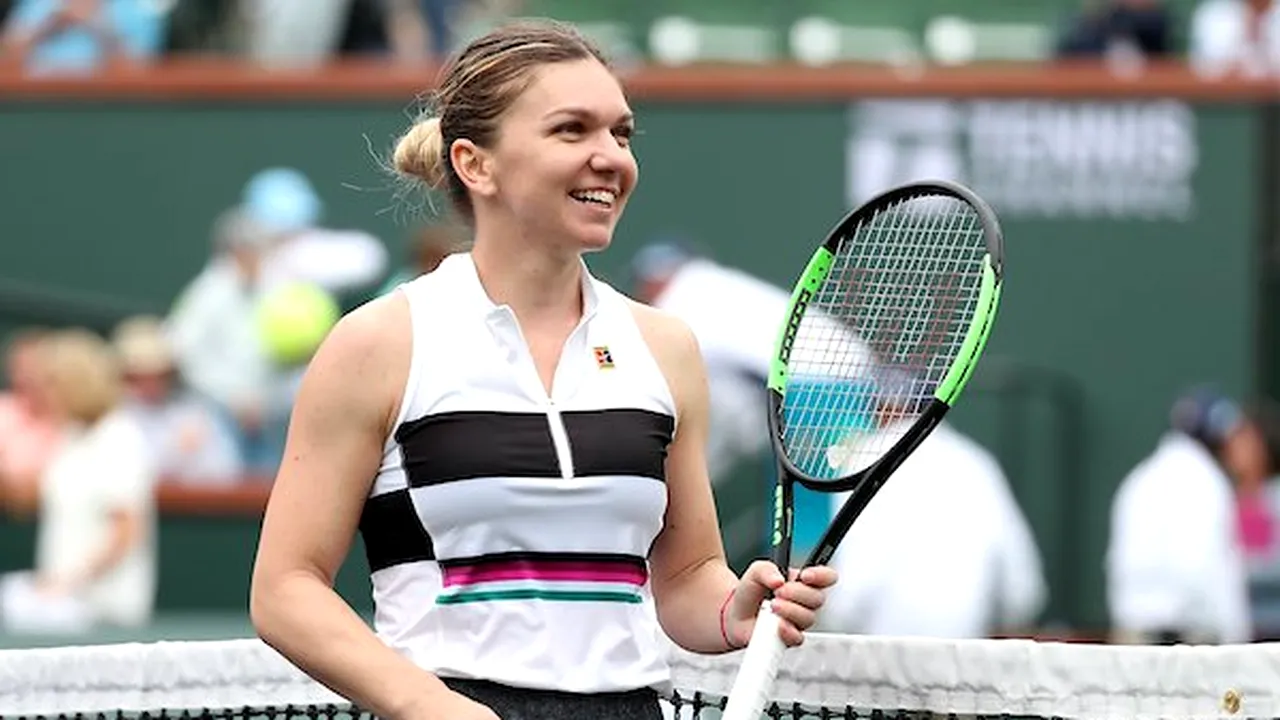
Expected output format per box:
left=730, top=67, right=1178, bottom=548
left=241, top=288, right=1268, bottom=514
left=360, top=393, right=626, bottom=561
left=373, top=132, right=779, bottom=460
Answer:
left=0, top=96, right=1261, bottom=633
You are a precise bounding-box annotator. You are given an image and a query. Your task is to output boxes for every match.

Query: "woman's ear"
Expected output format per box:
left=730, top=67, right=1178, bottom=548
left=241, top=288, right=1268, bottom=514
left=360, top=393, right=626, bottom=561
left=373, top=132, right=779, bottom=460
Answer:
left=450, top=139, right=497, bottom=199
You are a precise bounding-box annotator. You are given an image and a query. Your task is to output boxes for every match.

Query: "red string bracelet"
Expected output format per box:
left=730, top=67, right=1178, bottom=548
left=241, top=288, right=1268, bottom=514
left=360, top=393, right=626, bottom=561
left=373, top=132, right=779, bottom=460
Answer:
left=719, top=587, right=738, bottom=650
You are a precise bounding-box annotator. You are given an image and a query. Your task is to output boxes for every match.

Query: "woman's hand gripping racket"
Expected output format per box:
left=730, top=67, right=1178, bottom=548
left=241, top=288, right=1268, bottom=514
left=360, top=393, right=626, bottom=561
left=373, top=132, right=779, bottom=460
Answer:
left=721, top=180, right=1005, bottom=720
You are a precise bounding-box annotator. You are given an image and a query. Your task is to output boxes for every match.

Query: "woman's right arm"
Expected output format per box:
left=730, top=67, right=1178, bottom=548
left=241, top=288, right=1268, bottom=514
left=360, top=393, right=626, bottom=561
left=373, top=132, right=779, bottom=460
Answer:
left=249, top=293, right=494, bottom=720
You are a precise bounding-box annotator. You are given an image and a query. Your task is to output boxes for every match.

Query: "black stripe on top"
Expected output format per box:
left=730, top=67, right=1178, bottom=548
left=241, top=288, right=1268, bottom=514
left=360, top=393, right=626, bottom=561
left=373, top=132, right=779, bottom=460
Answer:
left=396, top=408, right=674, bottom=487
left=563, top=409, right=674, bottom=481
left=436, top=550, right=649, bottom=571
left=359, top=488, right=435, bottom=572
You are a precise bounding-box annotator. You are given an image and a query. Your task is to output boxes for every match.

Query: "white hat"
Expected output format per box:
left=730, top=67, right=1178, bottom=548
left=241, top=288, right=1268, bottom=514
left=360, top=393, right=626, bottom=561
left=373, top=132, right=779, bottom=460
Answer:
left=112, top=316, right=174, bottom=375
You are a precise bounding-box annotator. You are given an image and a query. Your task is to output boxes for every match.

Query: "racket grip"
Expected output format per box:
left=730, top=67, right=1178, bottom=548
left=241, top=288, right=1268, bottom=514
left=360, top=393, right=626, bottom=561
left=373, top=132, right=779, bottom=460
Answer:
left=721, top=600, right=788, bottom=720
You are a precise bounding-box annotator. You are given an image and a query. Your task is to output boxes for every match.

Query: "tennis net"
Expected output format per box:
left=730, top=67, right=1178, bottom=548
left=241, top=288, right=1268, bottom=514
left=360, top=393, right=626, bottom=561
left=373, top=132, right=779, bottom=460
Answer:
left=3, top=633, right=1280, bottom=719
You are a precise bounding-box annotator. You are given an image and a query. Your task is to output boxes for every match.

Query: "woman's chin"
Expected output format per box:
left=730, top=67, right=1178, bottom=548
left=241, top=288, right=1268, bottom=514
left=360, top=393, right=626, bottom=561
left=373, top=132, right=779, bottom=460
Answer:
left=572, top=226, right=615, bottom=253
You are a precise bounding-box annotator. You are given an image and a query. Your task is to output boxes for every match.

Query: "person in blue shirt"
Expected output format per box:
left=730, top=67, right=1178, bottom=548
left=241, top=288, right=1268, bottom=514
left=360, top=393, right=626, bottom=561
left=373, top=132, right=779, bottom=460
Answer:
left=1, top=0, right=166, bottom=75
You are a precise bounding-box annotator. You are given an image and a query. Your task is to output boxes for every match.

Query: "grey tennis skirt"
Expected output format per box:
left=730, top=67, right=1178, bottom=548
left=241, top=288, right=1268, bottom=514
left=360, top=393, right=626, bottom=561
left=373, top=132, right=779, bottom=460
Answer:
left=444, top=677, right=663, bottom=720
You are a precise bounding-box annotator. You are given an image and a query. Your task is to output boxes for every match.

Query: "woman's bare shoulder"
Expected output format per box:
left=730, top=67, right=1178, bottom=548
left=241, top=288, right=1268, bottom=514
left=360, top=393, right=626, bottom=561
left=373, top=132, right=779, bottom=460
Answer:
left=626, top=299, right=701, bottom=364
left=625, top=299, right=706, bottom=418
left=297, top=291, right=412, bottom=433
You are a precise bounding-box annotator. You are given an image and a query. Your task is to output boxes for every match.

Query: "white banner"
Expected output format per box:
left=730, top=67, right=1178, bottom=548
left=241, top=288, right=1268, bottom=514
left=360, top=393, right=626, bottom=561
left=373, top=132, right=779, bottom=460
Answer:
left=846, top=99, right=1199, bottom=222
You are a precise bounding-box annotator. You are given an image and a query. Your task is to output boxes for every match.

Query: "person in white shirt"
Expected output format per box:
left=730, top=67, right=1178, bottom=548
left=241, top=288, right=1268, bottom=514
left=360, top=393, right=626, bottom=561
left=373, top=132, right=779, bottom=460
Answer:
left=817, top=372, right=1047, bottom=638
left=236, top=0, right=355, bottom=69
left=1106, top=387, right=1256, bottom=645
left=167, top=206, right=279, bottom=475
left=0, top=328, right=157, bottom=634
left=1189, top=0, right=1280, bottom=76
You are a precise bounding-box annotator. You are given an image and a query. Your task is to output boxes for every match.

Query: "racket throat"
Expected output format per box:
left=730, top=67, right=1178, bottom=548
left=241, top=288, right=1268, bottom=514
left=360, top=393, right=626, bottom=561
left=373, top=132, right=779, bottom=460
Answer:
left=768, top=465, right=795, bottom=581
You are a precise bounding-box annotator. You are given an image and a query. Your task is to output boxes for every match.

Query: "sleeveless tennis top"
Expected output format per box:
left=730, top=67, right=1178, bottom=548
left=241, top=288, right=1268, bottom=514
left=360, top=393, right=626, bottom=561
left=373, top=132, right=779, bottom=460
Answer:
left=360, top=253, right=677, bottom=693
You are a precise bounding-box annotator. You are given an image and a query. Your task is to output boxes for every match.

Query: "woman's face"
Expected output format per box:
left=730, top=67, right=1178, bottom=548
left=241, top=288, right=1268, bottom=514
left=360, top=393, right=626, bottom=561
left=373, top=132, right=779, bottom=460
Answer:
left=478, top=58, right=638, bottom=253
left=1226, top=419, right=1272, bottom=493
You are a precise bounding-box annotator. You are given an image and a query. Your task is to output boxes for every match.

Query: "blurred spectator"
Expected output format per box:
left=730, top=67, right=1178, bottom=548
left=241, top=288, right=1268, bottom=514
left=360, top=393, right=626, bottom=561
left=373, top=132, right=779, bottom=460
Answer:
left=0, top=0, right=168, bottom=75
left=379, top=0, right=432, bottom=64
left=160, top=0, right=430, bottom=60
left=1232, top=402, right=1275, bottom=557
left=382, top=0, right=461, bottom=63
left=0, top=327, right=61, bottom=513
left=1235, top=399, right=1280, bottom=639
left=376, top=222, right=467, bottom=295
left=112, top=315, right=244, bottom=487
left=0, top=329, right=156, bottom=635
left=1106, top=387, right=1254, bottom=645
left=381, top=0, right=525, bottom=62
left=1189, top=0, right=1280, bottom=76
left=161, top=0, right=236, bottom=56
left=240, top=167, right=388, bottom=300
left=166, top=206, right=279, bottom=477
left=1056, top=0, right=1174, bottom=60
left=336, top=0, right=391, bottom=57
left=817, top=373, right=1047, bottom=639
left=235, top=0, right=356, bottom=67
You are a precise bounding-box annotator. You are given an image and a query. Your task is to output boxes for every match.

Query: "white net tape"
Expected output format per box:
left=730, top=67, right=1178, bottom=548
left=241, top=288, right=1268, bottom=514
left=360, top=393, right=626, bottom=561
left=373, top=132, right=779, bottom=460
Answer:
left=3, top=634, right=1280, bottom=719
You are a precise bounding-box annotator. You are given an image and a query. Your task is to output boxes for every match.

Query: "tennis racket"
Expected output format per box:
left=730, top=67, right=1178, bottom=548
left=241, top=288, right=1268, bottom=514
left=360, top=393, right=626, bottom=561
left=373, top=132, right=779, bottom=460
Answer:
left=721, top=179, right=1005, bottom=720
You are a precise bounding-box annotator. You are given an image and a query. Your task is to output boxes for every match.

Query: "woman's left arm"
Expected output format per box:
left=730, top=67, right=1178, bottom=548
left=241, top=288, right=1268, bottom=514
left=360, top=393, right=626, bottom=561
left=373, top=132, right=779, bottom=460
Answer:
left=635, top=304, right=836, bottom=654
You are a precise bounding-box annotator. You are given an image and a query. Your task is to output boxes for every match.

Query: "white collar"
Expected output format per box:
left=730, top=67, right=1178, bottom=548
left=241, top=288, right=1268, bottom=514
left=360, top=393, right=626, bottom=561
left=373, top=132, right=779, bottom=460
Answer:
left=442, top=252, right=601, bottom=322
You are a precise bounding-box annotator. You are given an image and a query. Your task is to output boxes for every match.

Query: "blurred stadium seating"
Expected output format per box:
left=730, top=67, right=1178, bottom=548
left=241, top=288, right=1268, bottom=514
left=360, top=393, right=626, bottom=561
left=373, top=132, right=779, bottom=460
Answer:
left=513, top=0, right=1202, bottom=66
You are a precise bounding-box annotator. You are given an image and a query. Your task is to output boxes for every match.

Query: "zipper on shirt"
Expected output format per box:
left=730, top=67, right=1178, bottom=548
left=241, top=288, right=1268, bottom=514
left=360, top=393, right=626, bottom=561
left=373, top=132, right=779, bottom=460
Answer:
left=491, top=302, right=592, bottom=483
left=545, top=400, right=575, bottom=480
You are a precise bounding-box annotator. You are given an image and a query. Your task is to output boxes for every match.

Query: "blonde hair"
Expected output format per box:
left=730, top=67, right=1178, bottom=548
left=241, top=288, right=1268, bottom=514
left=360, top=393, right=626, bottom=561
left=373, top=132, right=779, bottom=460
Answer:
left=44, top=328, right=122, bottom=426
left=392, top=19, right=612, bottom=220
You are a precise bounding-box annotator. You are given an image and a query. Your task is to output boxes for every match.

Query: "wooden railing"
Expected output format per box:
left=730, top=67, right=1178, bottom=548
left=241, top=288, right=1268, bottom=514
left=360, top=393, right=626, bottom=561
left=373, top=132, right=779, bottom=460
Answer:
left=155, top=481, right=273, bottom=516
left=0, top=57, right=1278, bottom=101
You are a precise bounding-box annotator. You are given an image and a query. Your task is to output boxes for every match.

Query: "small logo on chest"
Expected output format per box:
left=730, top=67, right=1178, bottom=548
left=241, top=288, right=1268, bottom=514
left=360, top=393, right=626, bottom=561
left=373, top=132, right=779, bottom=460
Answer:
left=592, top=346, right=615, bottom=369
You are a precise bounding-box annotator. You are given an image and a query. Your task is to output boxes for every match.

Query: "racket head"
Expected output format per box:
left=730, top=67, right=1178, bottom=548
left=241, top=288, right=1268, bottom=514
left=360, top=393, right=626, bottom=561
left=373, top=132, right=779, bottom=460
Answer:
left=766, top=179, right=1005, bottom=494
left=730, top=182, right=1004, bottom=720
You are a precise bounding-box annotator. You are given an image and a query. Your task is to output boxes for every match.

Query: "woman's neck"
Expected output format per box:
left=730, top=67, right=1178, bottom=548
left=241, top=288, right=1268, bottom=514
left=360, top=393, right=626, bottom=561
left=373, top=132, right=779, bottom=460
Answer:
left=470, top=225, right=585, bottom=326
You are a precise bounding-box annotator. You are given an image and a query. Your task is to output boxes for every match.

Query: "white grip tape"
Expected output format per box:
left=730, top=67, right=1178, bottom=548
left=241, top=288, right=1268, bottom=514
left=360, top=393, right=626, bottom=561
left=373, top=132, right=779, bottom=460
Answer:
left=721, top=600, right=787, bottom=720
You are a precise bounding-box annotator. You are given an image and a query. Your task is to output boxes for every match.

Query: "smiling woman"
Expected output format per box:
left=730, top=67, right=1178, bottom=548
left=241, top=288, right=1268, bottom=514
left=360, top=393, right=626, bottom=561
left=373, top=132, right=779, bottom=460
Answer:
left=391, top=23, right=637, bottom=256
left=249, top=17, right=836, bottom=720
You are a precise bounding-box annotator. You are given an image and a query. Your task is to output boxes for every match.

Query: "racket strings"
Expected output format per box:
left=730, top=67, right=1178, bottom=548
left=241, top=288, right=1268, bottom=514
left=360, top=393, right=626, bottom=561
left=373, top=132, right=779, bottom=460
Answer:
left=780, top=193, right=989, bottom=480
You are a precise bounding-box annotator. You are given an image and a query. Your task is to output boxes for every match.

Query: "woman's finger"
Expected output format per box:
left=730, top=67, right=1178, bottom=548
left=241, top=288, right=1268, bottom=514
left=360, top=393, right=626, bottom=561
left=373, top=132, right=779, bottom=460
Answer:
left=749, top=560, right=786, bottom=589
left=797, top=565, right=838, bottom=588
left=773, top=613, right=808, bottom=647
left=770, top=597, right=818, bottom=633
left=775, top=580, right=826, bottom=611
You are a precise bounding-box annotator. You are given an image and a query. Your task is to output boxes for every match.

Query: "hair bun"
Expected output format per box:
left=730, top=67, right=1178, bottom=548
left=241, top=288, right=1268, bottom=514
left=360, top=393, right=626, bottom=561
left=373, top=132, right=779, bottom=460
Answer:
left=393, top=116, right=447, bottom=189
